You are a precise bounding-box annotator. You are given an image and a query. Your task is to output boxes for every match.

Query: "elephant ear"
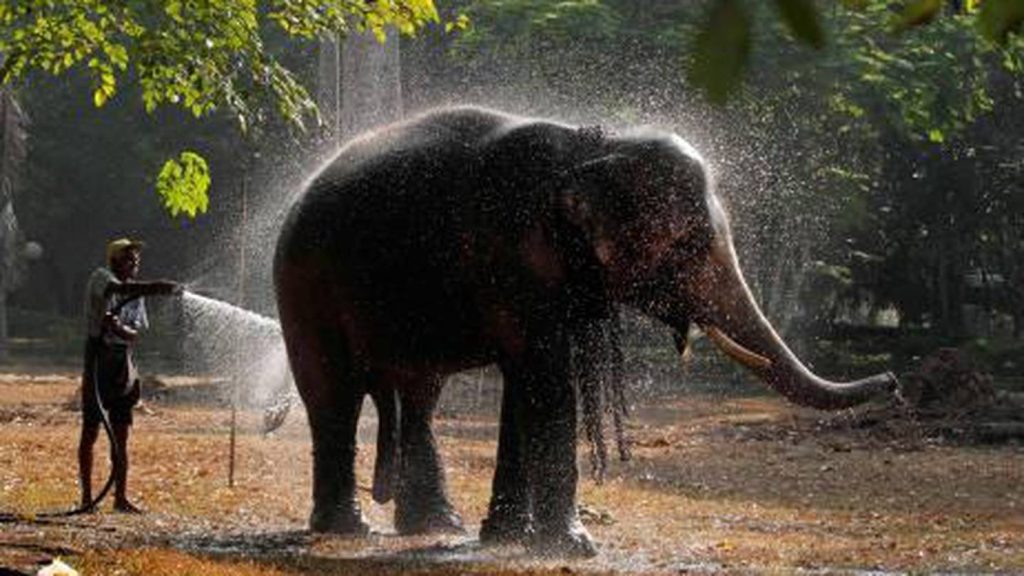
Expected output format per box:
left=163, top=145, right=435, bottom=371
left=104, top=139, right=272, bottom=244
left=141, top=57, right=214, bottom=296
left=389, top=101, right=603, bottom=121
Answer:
left=558, top=153, right=636, bottom=266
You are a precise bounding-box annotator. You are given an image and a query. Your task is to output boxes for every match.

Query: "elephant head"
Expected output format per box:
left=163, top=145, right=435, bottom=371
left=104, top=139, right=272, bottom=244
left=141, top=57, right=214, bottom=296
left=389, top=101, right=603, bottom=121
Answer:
left=561, top=130, right=896, bottom=410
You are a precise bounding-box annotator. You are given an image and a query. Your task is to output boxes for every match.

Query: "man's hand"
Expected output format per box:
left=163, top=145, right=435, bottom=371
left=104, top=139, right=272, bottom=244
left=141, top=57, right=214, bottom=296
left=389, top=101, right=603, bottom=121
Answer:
left=102, top=312, right=121, bottom=333
left=102, top=311, right=139, bottom=341
left=145, top=280, right=184, bottom=296
left=157, top=281, right=184, bottom=296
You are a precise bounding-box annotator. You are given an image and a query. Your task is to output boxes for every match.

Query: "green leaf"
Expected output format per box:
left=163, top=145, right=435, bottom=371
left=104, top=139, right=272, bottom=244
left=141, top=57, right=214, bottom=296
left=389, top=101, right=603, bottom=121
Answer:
left=166, top=0, right=183, bottom=23
left=689, top=0, right=751, bottom=104
left=927, top=128, right=945, bottom=143
left=978, top=0, right=1024, bottom=43
left=775, top=0, right=826, bottom=49
left=893, top=0, right=942, bottom=32
left=156, top=151, right=211, bottom=219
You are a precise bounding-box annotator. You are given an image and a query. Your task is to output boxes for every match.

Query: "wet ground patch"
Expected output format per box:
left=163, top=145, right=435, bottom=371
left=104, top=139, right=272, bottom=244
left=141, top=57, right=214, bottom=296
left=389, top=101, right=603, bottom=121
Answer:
left=2, top=372, right=1022, bottom=574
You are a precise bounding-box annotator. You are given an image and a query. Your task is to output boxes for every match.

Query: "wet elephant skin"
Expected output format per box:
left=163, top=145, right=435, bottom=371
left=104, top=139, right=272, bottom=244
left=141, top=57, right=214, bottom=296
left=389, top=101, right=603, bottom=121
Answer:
left=273, top=105, right=896, bottom=558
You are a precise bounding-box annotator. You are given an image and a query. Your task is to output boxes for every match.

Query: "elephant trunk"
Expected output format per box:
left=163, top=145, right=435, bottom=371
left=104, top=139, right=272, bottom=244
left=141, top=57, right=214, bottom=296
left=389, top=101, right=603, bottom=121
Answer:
left=682, top=239, right=897, bottom=410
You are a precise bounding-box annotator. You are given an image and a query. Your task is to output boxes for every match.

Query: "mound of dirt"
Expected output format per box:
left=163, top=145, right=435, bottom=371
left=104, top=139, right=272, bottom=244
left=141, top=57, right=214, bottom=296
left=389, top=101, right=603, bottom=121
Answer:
left=898, top=348, right=998, bottom=415
left=723, top=348, right=1024, bottom=448
left=830, top=348, right=1023, bottom=445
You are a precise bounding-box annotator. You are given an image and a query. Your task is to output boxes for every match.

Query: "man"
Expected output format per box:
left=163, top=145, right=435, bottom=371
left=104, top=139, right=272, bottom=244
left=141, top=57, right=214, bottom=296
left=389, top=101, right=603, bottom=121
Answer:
left=79, top=238, right=181, bottom=513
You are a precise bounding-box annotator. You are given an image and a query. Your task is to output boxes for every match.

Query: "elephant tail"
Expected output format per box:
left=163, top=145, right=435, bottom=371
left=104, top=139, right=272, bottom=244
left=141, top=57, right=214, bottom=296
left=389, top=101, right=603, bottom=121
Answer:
left=370, top=386, right=399, bottom=504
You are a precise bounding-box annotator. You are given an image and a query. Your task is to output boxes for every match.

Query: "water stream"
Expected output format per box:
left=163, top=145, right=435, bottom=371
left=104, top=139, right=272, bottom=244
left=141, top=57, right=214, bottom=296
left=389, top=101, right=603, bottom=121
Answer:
left=179, top=291, right=293, bottom=410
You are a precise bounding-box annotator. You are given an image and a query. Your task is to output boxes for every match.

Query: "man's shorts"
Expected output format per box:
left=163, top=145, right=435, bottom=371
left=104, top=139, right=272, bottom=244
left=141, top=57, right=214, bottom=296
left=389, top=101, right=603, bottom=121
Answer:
left=82, top=338, right=140, bottom=426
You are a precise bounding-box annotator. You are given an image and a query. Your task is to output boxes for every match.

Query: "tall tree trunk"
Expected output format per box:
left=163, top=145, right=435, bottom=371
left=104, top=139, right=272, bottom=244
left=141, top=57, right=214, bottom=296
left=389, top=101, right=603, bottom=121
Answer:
left=317, top=35, right=342, bottom=145
left=340, top=28, right=402, bottom=139
left=0, top=90, right=28, bottom=362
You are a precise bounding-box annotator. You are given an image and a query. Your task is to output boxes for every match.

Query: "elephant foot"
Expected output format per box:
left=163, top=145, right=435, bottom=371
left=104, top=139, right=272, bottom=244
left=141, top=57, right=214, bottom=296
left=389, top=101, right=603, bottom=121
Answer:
left=479, top=510, right=533, bottom=546
left=309, top=505, right=370, bottom=536
left=395, top=506, right=466, bottom=536
left=529, top=520, right=597, bottom=558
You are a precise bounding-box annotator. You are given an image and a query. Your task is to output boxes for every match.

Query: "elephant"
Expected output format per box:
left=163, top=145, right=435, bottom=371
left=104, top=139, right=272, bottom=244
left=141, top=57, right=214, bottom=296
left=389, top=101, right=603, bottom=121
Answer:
left=273, top=105, right=897, bottom=557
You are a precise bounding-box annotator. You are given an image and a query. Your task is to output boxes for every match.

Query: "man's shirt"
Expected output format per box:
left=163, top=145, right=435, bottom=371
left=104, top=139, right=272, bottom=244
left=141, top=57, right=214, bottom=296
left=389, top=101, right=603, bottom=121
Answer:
left=84, top=267, right=148, bottom=344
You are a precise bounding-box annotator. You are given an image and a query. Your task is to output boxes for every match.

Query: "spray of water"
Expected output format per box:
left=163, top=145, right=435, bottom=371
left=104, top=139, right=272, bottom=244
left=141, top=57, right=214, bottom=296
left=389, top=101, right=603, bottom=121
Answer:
left=179, top=291, right=294, bottom=411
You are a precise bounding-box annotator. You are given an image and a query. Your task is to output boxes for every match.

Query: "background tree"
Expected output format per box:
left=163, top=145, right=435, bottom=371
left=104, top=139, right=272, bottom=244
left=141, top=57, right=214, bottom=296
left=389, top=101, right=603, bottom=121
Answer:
left=412, top=0, right=1023, bottom=373
left=0, top=0, right=442, bottom=217
left=0, top=88, right=27, bottom=360
left=2, top=0, right=1021, bottom=377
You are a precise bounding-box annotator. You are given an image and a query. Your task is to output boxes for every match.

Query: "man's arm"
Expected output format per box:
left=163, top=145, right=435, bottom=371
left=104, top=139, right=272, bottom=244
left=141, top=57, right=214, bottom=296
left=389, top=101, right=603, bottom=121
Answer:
left=104, top=280, right=182, bottom=300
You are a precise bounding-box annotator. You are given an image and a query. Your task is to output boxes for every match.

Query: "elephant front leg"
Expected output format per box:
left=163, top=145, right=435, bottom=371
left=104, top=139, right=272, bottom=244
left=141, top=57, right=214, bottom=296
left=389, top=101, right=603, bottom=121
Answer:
left=505, top=328, right=597, bottom=558
left=393, top=375, right=465, bottom=535
left=480, top=374, right=533, bottom=545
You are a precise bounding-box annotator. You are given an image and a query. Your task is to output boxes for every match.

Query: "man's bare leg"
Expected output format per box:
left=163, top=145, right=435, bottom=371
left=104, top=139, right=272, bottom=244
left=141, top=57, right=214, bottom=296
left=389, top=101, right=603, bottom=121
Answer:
left=78, top=421, right=100, bottom=511
left=112, top=422, right=142, bottom=513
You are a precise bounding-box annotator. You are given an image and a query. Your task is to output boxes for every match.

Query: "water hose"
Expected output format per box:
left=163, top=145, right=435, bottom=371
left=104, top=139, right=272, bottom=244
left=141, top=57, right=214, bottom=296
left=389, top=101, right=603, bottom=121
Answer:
left=0, top=294, right=143, bottom=523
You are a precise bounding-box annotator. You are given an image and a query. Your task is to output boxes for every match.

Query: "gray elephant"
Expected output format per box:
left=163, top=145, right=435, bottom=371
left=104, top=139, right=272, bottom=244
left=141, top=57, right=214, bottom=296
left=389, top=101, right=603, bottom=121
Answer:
left=273, top=106, right=896, bottom=557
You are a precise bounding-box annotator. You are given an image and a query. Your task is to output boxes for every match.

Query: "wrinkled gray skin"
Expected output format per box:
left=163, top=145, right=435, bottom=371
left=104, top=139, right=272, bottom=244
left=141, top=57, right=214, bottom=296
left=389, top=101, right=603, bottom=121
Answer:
left=274, top=106, right=897, bottom=557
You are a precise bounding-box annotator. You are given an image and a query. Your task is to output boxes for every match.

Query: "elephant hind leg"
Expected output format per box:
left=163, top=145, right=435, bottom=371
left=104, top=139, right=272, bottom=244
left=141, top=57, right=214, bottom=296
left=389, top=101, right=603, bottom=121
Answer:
left=285, top=323, right=369, bottom=535
left=307, top=398, right=368, bottom=535
left=391, top=372, right=465, bottom=535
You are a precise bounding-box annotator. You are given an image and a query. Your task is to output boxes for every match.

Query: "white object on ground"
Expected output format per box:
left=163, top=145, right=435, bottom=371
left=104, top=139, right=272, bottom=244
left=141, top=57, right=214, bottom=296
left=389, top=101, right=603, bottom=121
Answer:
left=37, top=558, right=79, bottom=576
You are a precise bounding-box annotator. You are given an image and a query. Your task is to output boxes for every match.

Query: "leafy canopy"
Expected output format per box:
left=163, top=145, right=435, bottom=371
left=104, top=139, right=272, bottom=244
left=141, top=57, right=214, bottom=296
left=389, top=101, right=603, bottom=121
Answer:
left=2, top=0, right=1020, bottom=218
left=457, top=0, right=1021, bottom=104
left=156, top=150, right=210, bottom=218
left=691, top=0, right=1021, bottom=103
left=0, top=0, right=440, bottom=219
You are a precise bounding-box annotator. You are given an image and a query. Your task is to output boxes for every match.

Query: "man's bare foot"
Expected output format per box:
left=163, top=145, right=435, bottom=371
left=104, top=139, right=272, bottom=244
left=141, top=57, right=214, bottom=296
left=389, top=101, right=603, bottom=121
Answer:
left=113, top=500, right=144, bottom=514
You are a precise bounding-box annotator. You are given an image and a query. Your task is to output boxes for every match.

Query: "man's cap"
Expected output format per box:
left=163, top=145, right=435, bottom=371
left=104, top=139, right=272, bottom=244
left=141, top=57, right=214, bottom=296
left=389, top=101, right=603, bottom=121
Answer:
left=106, top=237, right=145, bottom=265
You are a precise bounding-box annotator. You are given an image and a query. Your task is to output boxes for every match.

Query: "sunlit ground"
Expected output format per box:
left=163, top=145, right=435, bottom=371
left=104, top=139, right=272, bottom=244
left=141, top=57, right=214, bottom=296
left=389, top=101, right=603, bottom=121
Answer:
left=1, top=372, right=1022, bottom=574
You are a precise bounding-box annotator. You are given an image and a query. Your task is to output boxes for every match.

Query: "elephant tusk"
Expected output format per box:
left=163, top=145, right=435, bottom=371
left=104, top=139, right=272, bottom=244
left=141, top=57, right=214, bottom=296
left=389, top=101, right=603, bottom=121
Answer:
left=680, top=342, right=694, bottom=366
left=672, top=329, right=693, bottom=365
left=706, top=326, right=772, bottom=371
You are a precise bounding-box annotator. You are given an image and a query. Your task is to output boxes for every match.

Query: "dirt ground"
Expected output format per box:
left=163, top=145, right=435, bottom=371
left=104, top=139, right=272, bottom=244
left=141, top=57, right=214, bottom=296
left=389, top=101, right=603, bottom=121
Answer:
left=1, top=371, right=1022, bottom=575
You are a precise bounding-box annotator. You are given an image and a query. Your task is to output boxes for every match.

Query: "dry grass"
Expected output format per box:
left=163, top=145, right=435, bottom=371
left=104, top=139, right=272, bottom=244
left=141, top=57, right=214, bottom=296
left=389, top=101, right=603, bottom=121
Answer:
left=75, top=549, right=297, bottom=576
left=2, top=372, right=1023, bottom=575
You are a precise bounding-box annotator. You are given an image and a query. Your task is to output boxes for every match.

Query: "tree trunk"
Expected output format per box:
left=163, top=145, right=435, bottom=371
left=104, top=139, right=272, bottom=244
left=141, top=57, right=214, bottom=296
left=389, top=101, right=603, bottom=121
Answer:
left=0, top=90, right=29, bottom=362
left=317, top=35, right=342, bottom=144
left=340, top=28, right=403, bottom=140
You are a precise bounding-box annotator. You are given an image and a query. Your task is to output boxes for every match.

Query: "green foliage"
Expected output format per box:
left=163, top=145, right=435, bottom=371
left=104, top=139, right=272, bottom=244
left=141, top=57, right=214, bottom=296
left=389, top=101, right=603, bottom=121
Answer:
left=454, top=0, right=1019, bottom=106
left=0, top=0, right=440, bottom=218
left=774, top=0, right=825, bottom=48
left=831, top=3, right=1001, bottom=144
left=689, top=0, right=751, bottom=104
left=268, top=0, right=439, bottom=40
left=689, top=0, right=1021, bottom=105
left=892, top=0, right=942, bottom=32
left=156, top=151, right=211, bottom=219
left=979, top=0, right=1024, bottom=43
left=455, top=0, right=621, bottom=55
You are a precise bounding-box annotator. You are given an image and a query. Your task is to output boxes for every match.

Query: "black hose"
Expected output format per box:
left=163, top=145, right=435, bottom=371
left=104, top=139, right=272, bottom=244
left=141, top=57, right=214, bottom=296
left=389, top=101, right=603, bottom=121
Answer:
left=0, top=294, right=144, bottom=522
